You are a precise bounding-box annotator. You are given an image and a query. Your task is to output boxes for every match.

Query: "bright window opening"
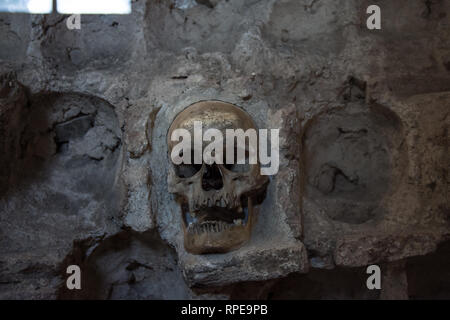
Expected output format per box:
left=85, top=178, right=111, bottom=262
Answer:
left=0, top=0, right=132, bottom=14
left=0, top=0, right=52, bottom=13
left=57, top=0, right=131, bottom=14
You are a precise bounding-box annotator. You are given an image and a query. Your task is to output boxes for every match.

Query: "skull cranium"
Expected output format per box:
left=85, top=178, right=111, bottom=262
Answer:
left=167, top=101, right=269, bottom=254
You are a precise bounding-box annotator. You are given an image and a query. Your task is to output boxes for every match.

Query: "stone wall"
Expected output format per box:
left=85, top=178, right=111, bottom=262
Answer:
left=0, top=0, right=449, bottom=299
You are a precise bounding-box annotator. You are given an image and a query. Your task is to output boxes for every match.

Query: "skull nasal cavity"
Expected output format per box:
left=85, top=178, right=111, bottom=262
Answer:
left=202, top=164, right=223, bottom=191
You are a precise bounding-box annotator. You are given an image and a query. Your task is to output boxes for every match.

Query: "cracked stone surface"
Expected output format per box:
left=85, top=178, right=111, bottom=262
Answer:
left=0, top=0, right=449, bottom=299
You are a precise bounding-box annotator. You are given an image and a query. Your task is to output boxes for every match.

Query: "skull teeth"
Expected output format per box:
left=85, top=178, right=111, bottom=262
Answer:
left=187, top=220, right=246, bottom=235
left=194, top=194, right=237, bottom=210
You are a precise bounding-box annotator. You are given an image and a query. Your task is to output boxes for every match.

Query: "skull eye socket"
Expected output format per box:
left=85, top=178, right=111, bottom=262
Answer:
left=174, top=149, right=202, bottom=178
left=224, top=163, right=250, bottom=173
left=174, top=163, right=202, bottom=178
left=224, top=147, right=251, bottom=173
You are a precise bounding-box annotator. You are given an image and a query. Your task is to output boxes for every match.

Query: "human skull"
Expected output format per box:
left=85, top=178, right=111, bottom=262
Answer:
left=167, top=101, right=269, bottom=254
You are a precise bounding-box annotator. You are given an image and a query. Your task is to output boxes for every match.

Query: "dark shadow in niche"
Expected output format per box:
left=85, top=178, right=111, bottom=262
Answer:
left=193, top=267, right=380, bottom=300
left=0, top=90, right=122, bottom=202
left=57, top=229, right=193, bottom=300
left=0, top=72, right=32, bottom=198
left=267, top=267, right=380, bottom=300
left=407, top=240, right=450, bottom=300
left=302, top=102, right=407, bottom=224
left=0, top=89, right=123, bottom=276
left=199, top=241, right=450, bottom=300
